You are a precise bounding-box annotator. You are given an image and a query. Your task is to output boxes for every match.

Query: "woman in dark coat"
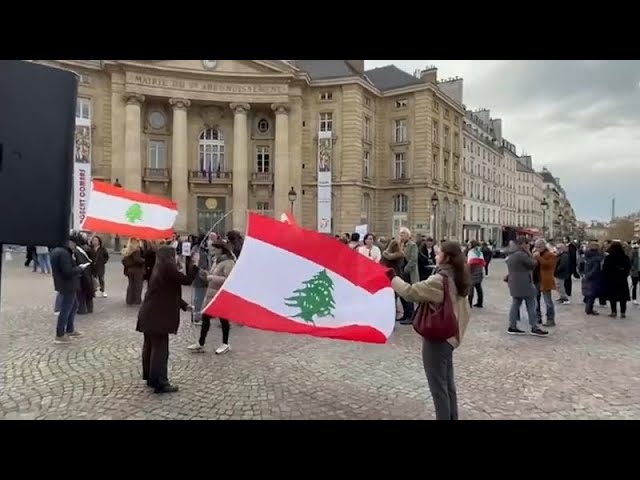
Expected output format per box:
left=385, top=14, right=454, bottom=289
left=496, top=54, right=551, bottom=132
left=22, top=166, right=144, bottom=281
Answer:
left=142, top=240, right=157, bottom=286
left=122, top=238, right=145, bottom=306
left=136, top=245, right=198, bottom=393
left=580, top=242, right=603, bottom=315
left=602, top=241, right=631, bottom=318
left=90, top=235, right=109, bottom=297
left=74, top=234, right=96, bottom=314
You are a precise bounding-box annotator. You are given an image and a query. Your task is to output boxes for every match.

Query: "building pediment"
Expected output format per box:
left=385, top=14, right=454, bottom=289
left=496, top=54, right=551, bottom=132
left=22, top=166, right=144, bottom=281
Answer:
left=109, top=60, right=298, bottom=77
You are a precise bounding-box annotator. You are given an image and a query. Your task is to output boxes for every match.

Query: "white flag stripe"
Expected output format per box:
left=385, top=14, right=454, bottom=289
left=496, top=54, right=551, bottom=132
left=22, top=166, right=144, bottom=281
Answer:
left=87, top=190, right=177, bottom=229
left=222, top=236, right=395, bottom=336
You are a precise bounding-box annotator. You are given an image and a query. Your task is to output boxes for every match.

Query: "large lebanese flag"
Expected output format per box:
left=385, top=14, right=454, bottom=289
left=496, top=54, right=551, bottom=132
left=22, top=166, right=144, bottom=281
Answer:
left=81, top=180, right=178, bottom=240
left=203, top=213, right=395, bottom=343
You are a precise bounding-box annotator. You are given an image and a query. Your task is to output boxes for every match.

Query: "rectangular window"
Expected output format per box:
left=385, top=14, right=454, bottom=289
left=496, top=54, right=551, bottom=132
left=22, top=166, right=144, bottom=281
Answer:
left=432, top=121, right=439, bottom=144
left=443, top=126, right=450, bottom=150
left=76, top=97, right=91, bottom=120
left=148, top=140, right=166, bottom=169
left=256, top=146, right=270, bottom=173
left=433, top=101, right=439, bottom=111
left=454, top=160, right=459, bottom=185
left=432, top=152, right=439, bottom=180
left=444, top=109, right=450, bottom=119
left=395, top=99, right=408, bottom=108
left=364, top=96, right=371, bottom=107
left=393, top=152, right=406, bottom=179
left=363, top=151, right=371, bottom=178
left=454, top=133, right=460, bottom=154
left=443, top=155, right=449, bottom=184
left=319, top=112, right=333, bottom=132
left=364, top=116, right=371, bottom=141
left=319, top=91, right=333, bottom=101
left=256, top=202, right=270, bottom=215
left=393, top=119, right=408, bottom=143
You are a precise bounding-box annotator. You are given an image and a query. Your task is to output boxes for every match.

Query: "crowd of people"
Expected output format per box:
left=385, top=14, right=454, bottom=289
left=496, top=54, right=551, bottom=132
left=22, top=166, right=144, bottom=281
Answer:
left=35, top=223, right=640, bottom=414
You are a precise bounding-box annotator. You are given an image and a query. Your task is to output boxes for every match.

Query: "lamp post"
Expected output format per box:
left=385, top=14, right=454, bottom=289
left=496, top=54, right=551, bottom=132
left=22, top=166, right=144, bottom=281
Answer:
left=431, top=192, right=439, bottom=241
left=558, top=213, right=564, bottom=238
left=288, top=187, right=297, bottom=212
left=541, top=198, right=548, bottom=239
left=113, top=178, right=122, bottom=252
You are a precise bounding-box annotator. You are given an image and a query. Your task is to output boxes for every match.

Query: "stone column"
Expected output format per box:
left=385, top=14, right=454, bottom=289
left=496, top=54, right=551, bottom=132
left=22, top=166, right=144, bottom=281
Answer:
left=230, top=103, right=250, bottom=233
left=272, top=104, right=290, bottom=218
left=123, top=93, right=144, bottom=192
left=169, top=98, right=191, bottom=233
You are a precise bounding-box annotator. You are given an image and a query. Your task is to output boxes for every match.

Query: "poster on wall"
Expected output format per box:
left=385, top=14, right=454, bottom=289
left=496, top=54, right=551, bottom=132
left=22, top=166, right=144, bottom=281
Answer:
left=317, top=131, right=332, bottom=233
left=73, top=117, right=92, bottom=231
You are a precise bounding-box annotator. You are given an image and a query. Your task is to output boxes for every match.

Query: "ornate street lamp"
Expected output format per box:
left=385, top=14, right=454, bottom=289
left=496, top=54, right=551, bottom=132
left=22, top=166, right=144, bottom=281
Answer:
left=431, top=192, right=439, bottom=240
left=113, top=178, right=122, bottom=251
left=288, top=187, right=297, bottom=212
left=541, top=198, right=549, bottom=239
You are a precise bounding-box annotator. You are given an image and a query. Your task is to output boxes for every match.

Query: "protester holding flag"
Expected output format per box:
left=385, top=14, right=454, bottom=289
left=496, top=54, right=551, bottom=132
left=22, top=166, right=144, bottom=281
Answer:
left=388, top=241, right=472, bottom=420
left=136, top=245, right=198, bottom=393
left=122, top=238, right=145, bottom=306
left=466, top=240, right=486, bottom=308
left=188, top=239, right=236, bottom=354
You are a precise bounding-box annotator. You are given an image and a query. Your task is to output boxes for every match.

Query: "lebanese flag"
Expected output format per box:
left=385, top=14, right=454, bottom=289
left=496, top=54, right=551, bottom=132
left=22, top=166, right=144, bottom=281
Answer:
left=203, top=213, right=395, bottom=343
left=279, top=208, right=298, bottom=226
left=467, top=248, right=486, bottom=267
left=81, top=180, right=178, bottom=240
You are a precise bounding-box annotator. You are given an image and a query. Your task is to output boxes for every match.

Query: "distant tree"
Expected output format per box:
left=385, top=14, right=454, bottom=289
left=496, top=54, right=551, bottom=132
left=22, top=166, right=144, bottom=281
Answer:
left=607, top=219, right=635, bottom=241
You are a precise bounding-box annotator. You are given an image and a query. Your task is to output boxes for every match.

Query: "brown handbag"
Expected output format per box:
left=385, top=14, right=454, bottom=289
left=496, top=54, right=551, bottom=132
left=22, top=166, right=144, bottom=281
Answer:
left=412, top=272, right=459, bottom=342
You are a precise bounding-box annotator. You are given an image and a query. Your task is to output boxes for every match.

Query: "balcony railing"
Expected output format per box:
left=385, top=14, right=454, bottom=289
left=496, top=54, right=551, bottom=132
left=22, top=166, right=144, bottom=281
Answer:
left=189, top=170, right=233, bottom=184
left=250, top=172, right=274, bottom=183
left=144, top=168, right=170, bottom=182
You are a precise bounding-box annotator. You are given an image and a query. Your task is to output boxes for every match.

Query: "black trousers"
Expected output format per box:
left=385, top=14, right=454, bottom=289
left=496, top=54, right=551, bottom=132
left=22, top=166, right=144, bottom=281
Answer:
left=200, top=314, right=230, bottom=346
left=564, top=276, right=573, bottom=297
left=632, top=276, right=639, bottom=301
left=585, top=296, right=596, bottom=314
left=484, top=262, right=490, bottom=275
left=468, top=283, right=483, bottom=307
left=142, top=333, right=169, bottom=388
left=126, top=271, right=144, bottom=305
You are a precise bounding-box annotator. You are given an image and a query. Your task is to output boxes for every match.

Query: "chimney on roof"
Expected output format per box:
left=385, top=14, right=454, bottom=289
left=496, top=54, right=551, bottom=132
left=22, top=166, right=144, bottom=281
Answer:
left=437, top=77, right=464, bottom=105
left=346, top=60, right=364, bottom=74
left=420, top=66, right=438, bottom=84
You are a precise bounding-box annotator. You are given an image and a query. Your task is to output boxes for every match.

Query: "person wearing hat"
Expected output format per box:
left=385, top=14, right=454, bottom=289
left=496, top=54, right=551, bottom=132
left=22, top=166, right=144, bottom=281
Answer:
left=50, top=233, right=91, bottom=344
left=188, top=239, right=236, bottom=355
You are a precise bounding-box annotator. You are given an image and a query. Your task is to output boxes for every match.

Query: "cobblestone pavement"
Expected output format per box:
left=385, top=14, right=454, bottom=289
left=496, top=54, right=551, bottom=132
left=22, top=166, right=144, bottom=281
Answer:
left=1, top=255, right=640, bottom=420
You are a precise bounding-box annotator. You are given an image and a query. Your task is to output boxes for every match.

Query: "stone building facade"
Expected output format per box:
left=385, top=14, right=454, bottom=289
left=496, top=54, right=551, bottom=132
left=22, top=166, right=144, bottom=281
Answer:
left=515, top=156, right=544, bottom=232
left=35, top=60, right=463, bottom=239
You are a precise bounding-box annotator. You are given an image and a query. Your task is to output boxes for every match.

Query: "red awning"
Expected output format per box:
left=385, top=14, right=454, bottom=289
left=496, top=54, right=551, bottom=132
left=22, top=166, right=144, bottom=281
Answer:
left=516, top=227, right=541, bottom=236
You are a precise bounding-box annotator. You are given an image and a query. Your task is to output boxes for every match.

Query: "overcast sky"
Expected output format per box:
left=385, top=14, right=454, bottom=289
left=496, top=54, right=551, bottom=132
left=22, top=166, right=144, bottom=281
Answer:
left=366, top=60, right=640, bottom=222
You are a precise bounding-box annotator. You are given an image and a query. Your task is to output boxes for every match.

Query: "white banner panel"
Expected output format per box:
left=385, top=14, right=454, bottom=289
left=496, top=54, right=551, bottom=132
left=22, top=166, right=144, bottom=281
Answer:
left=317, top=130, right=332, bottom=233
left=73, top=116, right=92, bottom=231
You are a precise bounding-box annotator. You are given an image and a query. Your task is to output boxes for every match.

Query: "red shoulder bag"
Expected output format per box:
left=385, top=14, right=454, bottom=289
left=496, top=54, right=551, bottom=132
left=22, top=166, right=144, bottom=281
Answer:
left=412, top=273, right=459, bottom=342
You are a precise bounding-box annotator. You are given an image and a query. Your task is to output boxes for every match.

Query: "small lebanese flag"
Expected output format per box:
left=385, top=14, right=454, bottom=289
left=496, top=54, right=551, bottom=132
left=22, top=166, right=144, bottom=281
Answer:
left=279, top=208, right=298, bottom=226
left=203, top=213, right=395, bottom=343
left=467, top=248, right=486, bottom=267
left=81, top=180, right=178, bottom=240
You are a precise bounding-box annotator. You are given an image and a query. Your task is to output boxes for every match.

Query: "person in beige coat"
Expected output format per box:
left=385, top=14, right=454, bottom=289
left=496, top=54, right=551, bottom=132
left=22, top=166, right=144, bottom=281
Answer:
left=389, top=241, right=472, bottom=420
left=188, top=240, right=236, bottom=355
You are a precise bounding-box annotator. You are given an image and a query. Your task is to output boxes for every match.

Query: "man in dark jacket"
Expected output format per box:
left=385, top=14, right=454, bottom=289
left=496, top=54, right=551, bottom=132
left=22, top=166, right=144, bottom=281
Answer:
left=554, top=244, right=571, bottom=304
left=50, top=233, right=90, bottom=344
left=564, top=237, right=579, bottom=300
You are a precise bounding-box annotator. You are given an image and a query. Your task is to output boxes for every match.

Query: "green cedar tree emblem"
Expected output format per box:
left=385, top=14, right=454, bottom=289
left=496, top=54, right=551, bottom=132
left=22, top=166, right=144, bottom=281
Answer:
left=125, top=203, right=143, bottom=223
left=284, top=269, right=336, bottom=325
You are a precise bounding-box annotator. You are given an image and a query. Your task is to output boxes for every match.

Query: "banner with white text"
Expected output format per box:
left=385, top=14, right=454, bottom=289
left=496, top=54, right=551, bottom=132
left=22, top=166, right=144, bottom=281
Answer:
left=73, top=117, right=92, bottom=231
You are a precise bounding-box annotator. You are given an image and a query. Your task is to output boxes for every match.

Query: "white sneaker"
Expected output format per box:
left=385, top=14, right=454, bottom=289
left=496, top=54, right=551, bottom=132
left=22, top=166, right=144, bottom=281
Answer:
left=562, top=300, right=571, bottom=305
left=187, top=343, right=204, bottom=353
left=53, top=312, right=59, bottom=316
left=633, top=300, right=639, bottom=306
left=215, top=344, right=230, bottom=355
left=66, top=331, right=83, bottom=338
left=54, top=336, right=71, bottom=344
left=102, top=292, right=108, bottom=298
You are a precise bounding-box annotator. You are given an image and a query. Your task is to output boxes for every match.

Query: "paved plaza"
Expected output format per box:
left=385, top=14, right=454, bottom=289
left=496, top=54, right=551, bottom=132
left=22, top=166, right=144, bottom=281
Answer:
left=1, top=255, right=639, bottom=420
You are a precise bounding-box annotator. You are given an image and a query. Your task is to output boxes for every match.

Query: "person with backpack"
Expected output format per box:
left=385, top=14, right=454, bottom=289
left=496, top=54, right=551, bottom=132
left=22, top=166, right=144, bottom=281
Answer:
left=386, top=241, right=472, bottom=420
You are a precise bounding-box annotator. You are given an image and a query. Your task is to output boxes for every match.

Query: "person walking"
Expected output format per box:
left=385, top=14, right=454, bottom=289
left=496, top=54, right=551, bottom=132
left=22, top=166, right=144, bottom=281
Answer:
left=466, top=241, right=485, bottom=308
left=481, top=242, right=493, bottom=276
left=357, top=233, right=382, bottom=262
left=191, top=235, right=211, bottom=326
left=136, top=245, right=198, bottom=393
left=631, top=243, right=639, bottom=306
left=581, top=242, right=604, bottom=315
left=389, top=241, right=471, bottom=420
left=564, top=237, right=579, bottom=300
left=554, top=244, right=571, bottom=304
left=90, top=235, right=109, bottom=298
left=533, top=239, right=557, bottom=327
left=50, top=233, right=90, bottom=344
left=602, top=241, right=631, bottom=318
left=188, top=240, right=236, bottom=354
left=506, top=238, right=549, bottom=337
left=122, top=238, right=145, bottom=306
left=35, top=245, right=52, bottom=274
left=74, top=235, right=96, bottom=315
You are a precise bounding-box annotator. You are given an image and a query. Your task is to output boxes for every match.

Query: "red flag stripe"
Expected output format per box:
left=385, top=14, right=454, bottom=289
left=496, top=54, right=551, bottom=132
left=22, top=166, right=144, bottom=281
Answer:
left=208, top=290, right=387, bottom=344
left=82, top=217, right=173, bottom=240
left=92, top=181, right=177, bottom=210
left=247, top=213, right=389, bottom=293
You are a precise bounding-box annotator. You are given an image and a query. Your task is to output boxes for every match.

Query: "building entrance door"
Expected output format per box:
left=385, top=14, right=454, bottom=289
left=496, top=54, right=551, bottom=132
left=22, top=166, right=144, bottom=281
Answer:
left=197, top=196, right=227, bottom=236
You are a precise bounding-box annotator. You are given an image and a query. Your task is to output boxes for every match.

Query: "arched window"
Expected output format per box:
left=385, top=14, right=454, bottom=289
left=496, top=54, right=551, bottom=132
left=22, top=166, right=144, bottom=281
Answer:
left=199, top=128, right=225, bottom=174
left=392, top=194, right=409, bottom=238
